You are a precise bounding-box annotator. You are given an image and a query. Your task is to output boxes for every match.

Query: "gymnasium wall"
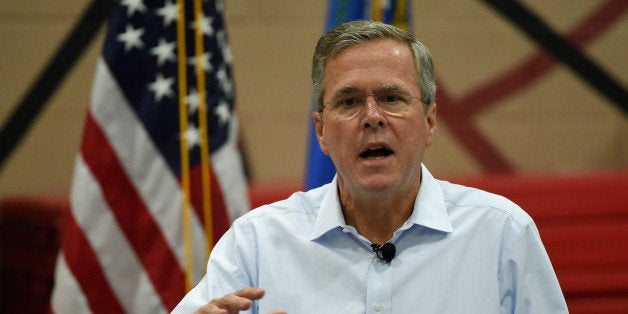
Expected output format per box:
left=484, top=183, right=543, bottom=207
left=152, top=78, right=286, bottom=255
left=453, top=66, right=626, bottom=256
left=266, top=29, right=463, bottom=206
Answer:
left=1, top=1, right=626, bottom=199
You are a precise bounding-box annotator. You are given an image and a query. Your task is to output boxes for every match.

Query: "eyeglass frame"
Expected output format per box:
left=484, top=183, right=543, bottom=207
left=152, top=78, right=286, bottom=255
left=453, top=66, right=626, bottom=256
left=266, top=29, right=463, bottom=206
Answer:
left=322, top=87, right=426, bottom=119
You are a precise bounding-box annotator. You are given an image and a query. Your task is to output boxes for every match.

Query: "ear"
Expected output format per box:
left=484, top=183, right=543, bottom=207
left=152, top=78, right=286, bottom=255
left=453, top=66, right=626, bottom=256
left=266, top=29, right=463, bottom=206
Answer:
left=425, top=103, right=437, bottom=147
left=312, top=111, right=330, bottom=155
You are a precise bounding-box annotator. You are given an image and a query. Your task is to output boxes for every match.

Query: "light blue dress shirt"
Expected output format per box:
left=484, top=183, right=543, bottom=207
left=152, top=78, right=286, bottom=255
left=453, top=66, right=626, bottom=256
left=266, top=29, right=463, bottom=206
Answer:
left=172, top=165, right=568, bottom=313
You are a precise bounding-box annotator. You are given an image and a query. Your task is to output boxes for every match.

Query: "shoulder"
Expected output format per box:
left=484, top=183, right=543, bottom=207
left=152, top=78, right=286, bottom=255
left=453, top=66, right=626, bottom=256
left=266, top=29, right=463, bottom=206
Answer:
left=436, top=179, right=533, bottom=228
left=434, top=179, right=545, bottom=261
left=231, top=183, right=330, bottom=229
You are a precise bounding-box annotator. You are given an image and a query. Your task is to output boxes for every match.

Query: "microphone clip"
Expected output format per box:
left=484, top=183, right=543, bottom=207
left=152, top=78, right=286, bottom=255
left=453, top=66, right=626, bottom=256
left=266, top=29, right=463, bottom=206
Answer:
left=371, top=242, right=396, bottom=263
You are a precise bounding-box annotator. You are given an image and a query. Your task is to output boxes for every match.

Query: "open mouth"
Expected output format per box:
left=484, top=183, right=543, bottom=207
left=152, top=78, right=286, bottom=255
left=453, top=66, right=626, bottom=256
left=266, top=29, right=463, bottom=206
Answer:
left=359, top=147, right=393, bottom=159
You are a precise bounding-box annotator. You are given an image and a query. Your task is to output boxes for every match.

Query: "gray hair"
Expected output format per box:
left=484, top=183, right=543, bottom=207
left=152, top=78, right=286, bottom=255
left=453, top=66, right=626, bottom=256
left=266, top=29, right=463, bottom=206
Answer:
left=312, top=20, right=436, bottom=113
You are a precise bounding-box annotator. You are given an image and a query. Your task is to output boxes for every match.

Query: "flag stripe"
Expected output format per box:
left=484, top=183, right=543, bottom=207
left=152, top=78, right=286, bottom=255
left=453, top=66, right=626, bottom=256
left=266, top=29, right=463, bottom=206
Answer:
left=190, top=164, right=229, bottom=241
left=89, top=60, right=207, bottom=278
left=52, top=255, right=92, bottom=313
left=209, top=116, right=249, bottom=220
left=81, top=112, right=185, bottom=309
left=70, top=155, right=166, bottom=313
left=60, top=207, right=124, bottom=313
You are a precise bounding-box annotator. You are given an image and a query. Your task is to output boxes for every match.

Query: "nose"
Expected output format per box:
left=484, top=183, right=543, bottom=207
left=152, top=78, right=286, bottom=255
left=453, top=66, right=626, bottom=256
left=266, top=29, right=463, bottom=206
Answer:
left=363, top=96, right=385, bottom=129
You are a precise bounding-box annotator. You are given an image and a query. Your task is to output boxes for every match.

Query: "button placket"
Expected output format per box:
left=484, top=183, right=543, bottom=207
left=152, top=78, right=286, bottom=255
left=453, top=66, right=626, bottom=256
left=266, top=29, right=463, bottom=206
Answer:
left=365, top=254, right=392, bottom=314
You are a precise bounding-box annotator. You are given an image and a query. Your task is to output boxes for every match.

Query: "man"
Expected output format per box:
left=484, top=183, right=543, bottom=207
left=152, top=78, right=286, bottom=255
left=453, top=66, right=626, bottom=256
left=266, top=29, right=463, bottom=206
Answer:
left=172, top=20, right=568, bottom=314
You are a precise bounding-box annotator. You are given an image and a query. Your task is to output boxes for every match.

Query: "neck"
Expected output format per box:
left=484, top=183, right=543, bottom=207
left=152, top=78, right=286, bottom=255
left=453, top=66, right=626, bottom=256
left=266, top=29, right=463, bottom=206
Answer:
left=339, top=180, right=420, bottom=244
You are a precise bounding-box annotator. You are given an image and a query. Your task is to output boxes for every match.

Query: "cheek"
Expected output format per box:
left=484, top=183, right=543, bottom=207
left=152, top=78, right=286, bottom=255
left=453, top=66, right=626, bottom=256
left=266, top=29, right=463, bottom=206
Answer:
left=400, top=121, right=430, bottom=148
left=323, top=123, right=354, bottom=157
left=323, top=126, right=341, bottom=152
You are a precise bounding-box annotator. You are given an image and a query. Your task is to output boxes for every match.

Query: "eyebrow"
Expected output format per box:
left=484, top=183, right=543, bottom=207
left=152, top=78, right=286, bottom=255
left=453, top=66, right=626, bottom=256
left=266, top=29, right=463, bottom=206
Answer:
left=334, top=84, right=406, bottom=95
left=379, top=84, right=405, bottom=92
left=334, top=86, right=361, bottom=96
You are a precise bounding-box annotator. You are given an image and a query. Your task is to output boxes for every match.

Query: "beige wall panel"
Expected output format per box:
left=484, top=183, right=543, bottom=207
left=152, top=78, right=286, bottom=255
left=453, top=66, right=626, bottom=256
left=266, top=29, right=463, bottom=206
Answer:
left=226, top=1, right=325, bottom=182
left=0, top=1, right=99, bottom=198
left=0, top=0, right=89, bottom=117
left=587, top=13, right=628, bottom=86
left=1, top=23, right=69, bottom=123
left=0, top=29, right=102, bottom=197
left=479, top=66, right=627, bottom=172
left=414, top=1, right=534, bottom=96
left=424, top=122, right=484, bottom=177
left=526, top=1, right=607, bottom=30
left=1, top=1, right=86, bottom=15
left=527, top=1, right=628, bottom=85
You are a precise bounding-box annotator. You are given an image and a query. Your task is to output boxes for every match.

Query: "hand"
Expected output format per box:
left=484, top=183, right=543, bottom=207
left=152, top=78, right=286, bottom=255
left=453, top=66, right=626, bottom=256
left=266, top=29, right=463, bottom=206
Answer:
left=193, top=287, right=286, bottom=314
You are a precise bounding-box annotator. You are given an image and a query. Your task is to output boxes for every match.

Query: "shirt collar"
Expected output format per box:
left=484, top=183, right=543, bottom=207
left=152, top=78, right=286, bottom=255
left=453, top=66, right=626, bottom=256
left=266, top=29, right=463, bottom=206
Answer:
left=310, top=176, right=345, bottom=240
left=309, top=164, right=453, bottom=241
left=408, top=164, right=453, bottom=233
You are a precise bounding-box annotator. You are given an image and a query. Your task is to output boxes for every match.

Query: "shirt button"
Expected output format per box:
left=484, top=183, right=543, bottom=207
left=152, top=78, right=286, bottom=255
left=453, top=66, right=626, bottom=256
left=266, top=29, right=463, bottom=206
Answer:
left=374, top=303, right=383, bottom=312
left=342, top=228, right=350, bottom=233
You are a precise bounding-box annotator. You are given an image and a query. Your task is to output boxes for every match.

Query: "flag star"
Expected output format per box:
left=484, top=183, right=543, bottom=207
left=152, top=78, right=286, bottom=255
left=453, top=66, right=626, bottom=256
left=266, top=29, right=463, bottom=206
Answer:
left=216, top=65, right=228, bottom=85
left=191, top=14, right=214, bottom=36
left=148, top=73, right=175, bottom=102
left=182, top=124, right=201, bottom=150
left=216, top=30, right=225, bottom=44
left=216, top=65, right=233, bottom=95
left=223, top=46, right=233, bottom=64
left=185, top=89, right=202, bottom=114
left=150, top=38, right=176, bottom=67
left=216, top=31, right=233, bottom=64
left=214, top=100, right=231, bottom=125
left=121, top=0, right=146, bottom=17
left=188, top=52, right=213, bottom=73
left=157, top=0, right=179, bottom=27
left=222, top=79, right=234, bottom=97
left=216, top=0, right=225, bottom=13
left=117, top=25, right=145, bottom=52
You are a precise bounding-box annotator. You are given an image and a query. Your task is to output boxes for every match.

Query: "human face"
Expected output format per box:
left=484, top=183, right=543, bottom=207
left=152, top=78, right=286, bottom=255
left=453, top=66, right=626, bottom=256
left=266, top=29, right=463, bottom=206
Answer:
left=313, top=39, right=437, bottom=196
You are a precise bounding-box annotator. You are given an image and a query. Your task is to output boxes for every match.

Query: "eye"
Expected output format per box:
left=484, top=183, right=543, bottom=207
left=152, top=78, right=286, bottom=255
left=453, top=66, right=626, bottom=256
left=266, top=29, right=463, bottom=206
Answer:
left=378, top=92, right=404, bottom=104
left=334, top=94, right=363, bottom=108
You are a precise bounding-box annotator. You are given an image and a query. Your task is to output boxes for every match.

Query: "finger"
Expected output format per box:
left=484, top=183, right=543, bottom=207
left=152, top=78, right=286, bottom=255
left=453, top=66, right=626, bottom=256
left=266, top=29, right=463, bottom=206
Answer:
left=209, top=287, right=266, bottom=312
left=211, top=293, right=254, bottom=312
left=234, top=287, right=266, bottom=300
left=195, top=287, right=269, bottom=314
left=194, top=304, right=228, bottom=314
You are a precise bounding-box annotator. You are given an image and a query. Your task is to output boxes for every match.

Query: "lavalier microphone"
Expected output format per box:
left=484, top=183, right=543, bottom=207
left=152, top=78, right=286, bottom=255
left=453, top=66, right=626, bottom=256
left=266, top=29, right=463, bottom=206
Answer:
left=371, top=242, right=396, bottom=263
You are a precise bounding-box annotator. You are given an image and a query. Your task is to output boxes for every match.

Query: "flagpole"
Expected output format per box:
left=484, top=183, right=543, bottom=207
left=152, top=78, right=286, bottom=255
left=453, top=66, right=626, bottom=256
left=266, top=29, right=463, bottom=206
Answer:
left=392, top=0, right=410, bottom=31
left=372, top=0, right=382, bottom=21
left=192, top=0, right=215, bottom=263
left=176, top=0, right=194, bottom=292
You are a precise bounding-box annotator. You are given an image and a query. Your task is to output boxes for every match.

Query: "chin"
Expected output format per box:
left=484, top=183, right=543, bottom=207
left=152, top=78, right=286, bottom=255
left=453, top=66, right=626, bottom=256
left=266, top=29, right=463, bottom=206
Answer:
left=359, top=176, right=398, bottom=192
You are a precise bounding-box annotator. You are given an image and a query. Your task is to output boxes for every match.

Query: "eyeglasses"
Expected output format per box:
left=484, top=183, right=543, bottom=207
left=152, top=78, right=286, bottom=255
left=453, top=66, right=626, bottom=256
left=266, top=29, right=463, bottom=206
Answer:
left=324, top=89, right=422, bottom=119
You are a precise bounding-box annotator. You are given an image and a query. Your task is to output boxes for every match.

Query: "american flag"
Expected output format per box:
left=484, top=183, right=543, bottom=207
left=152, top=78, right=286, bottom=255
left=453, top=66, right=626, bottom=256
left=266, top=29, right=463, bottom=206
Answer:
left=50, top=0, right=249, bottom=312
